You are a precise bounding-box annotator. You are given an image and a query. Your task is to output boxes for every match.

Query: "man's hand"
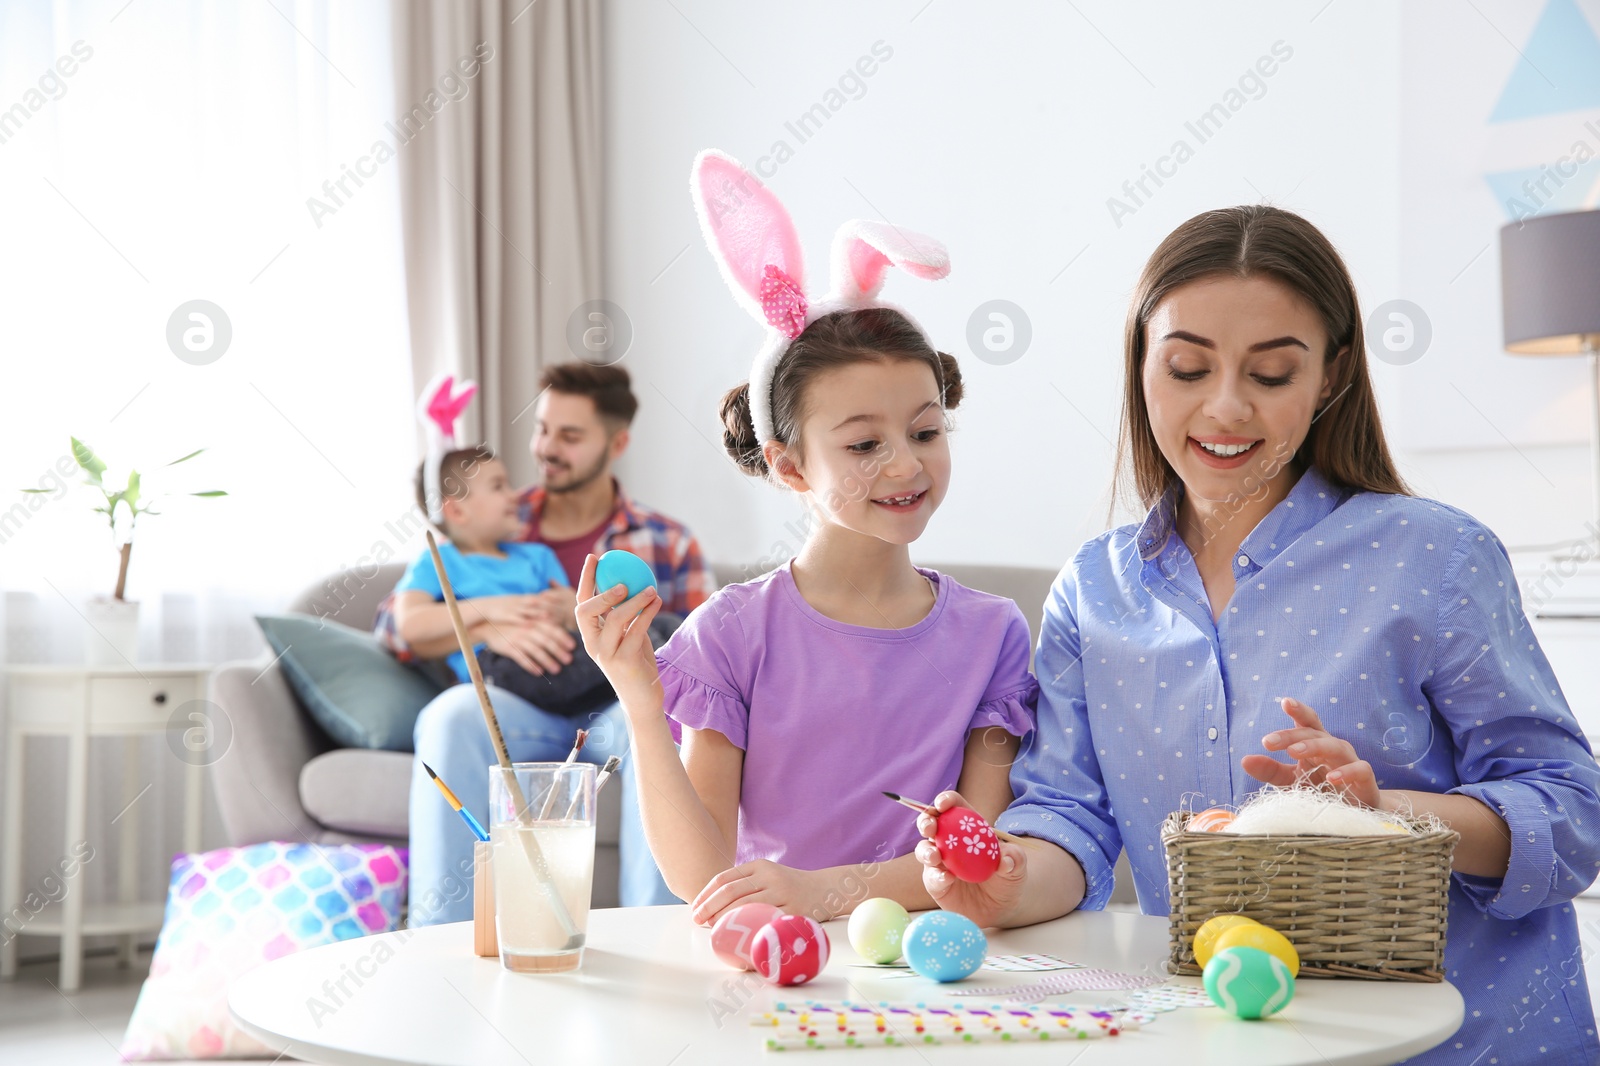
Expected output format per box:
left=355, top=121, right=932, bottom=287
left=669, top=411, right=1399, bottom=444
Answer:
left=468, top=594, right=546, bottom=628
left=477, top=618, right=575, bottom=676
left=534, top=582, right=580, bottom=629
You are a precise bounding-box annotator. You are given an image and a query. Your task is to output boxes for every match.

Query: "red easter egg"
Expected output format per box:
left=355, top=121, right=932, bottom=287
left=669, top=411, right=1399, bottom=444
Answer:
left=936, top=806, right=1002, bottom=882
left=710, top=902, right=781, bottom=970
left=749, top=914, right=830, bottom=986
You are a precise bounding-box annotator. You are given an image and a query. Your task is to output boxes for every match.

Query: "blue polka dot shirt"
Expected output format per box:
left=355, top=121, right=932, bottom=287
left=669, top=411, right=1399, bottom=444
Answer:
left=999, top=465, right=1600, bottom=1064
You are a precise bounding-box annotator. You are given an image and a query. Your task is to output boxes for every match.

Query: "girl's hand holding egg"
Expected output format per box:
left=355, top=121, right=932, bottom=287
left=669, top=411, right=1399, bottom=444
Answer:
left=575, top=552, right=663, bottom=714
left=913, top=790, right=1028, bottom=929
left=1242, top=696, right=1383, bottom=810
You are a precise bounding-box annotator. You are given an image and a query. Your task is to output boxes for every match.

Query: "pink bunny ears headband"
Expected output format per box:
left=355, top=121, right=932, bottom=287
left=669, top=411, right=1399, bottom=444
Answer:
left=690, top=149, right=951, bottom=444
left=416, top=373, right=478, bottom=525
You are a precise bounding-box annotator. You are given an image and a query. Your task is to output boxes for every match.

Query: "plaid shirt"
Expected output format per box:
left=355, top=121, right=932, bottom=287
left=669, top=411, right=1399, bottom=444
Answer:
left=375, top=479, right=714, bottom=661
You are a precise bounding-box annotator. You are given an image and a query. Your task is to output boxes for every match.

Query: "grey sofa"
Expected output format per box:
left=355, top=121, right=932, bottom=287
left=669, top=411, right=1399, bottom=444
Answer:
left=209, top=559, right=1135, bottom=909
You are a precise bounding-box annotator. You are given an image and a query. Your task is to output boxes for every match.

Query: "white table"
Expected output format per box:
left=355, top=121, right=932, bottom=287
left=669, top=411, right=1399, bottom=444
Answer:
left=0, top=663, right=212, bottom=991
left=231, top=906, right=1463, bottom=1065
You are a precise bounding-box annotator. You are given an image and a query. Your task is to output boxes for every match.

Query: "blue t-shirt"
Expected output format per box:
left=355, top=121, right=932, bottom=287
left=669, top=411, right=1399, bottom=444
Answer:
left=395, top=542, right=569, bottom=682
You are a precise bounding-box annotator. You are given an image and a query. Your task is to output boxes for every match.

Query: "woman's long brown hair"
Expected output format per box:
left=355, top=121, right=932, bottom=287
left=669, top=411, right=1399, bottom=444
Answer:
left=1115, top=205, right=1410, bottom=514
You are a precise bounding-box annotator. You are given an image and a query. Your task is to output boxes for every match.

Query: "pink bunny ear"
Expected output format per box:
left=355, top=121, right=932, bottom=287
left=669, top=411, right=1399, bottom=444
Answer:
left=418, top=373, right=477, bottom=443
left=829, top=220, right=950, bottom=304
left=691, top=150, right=805, bottom=325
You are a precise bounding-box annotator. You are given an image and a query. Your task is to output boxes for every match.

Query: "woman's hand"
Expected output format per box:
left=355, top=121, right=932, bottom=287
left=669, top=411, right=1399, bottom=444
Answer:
left=477, top=618, right=575, bottom=676
left=913, top=790, right=1028, bottom=928
left=690, top=860, right=830, bottom=927
left=575, top=554, right=663, bottom=713
left=1242, top=696, right=1381, bottom=808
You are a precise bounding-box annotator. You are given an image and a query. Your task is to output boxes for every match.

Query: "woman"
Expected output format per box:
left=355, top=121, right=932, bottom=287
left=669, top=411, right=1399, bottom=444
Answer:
left=919, top=205, right=1600, bottom=1064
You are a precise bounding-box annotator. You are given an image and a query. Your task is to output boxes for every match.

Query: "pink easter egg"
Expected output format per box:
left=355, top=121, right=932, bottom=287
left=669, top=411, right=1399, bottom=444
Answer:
left=749, top=914, right=830, bottom=987
left=710, top=902, right=781, bottom=971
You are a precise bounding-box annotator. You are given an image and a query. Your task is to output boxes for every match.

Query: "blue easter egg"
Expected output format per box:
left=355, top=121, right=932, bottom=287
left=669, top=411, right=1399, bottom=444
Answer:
left=594, top=550, right=656, bottom=600
left=902, top=911, right=986, bottom=983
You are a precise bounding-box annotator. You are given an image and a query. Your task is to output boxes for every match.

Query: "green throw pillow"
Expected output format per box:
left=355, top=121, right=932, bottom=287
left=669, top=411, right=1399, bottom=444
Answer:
left=254, top=613, right=445, bottom=751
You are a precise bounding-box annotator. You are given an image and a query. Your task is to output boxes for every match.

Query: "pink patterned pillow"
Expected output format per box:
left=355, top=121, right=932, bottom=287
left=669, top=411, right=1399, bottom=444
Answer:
left=120, top=842, right=407, bottom=1060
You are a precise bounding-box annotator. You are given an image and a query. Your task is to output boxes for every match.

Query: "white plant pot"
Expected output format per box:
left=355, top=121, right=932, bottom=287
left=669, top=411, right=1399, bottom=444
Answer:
left=85, top=597, right=140, bottom=665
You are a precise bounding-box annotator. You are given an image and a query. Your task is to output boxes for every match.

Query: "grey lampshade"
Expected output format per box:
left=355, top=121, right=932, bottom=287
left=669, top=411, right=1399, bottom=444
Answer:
left=1500, top=208, right=1600, bottom=355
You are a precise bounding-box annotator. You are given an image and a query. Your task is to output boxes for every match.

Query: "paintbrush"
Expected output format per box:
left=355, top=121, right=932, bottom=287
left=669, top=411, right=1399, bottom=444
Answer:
left=595, top=754, right=621, bottom=792
left=882, top=790, right=1024, bottom=843
left=423, top=761, right=489, bottom=842
left=561, top=754, right=621, bottom=823
left=425, top=530, right=582, bottom=947
left=537, top=728, right=589, bottom=820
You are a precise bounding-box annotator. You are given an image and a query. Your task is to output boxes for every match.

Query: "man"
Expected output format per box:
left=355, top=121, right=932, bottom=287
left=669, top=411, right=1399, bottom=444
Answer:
left=379, top=362, right=713, bottom=922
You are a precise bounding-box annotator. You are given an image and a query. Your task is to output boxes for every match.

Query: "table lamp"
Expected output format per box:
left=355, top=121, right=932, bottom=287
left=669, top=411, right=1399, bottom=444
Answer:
left=1500, top=208, right=1600, bottom=546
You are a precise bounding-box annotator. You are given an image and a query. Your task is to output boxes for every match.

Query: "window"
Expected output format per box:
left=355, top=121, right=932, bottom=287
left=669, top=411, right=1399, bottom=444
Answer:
left=1, top=2, right=420, bottom=660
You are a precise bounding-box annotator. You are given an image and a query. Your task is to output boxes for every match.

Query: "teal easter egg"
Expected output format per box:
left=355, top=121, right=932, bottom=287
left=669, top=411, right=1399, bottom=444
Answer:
left=847, top=898, right=910, bottom=964
left=595, top=550, right=656, bottom=600
left=1203, top=945, right=1295, bottom=1020
left=902, top=911, right=986, bottom=982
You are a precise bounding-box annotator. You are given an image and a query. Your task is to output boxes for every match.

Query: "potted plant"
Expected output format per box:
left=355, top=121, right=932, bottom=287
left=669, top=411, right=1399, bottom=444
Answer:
left=24, top=438, right=226, bottom=663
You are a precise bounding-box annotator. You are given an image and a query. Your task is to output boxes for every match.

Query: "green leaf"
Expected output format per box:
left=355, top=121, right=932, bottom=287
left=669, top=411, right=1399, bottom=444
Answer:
left=167, top=448, right=205, bottom=466
left=20, top=488, right=52, bottom=494
left=71, top=437, right=105, bottom=482
left=190, top=490, right=227, bottom=497
left=124, top=471, right=141, bottom=509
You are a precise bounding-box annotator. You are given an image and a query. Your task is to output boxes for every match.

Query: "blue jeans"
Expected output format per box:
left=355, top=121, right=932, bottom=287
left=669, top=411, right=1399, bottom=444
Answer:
left=407, top=683, right=678, bottom=925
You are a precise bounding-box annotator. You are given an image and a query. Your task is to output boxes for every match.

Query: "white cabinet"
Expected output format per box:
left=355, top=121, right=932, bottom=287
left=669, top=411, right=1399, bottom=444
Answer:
left=1, top=664, right=210, bottom=991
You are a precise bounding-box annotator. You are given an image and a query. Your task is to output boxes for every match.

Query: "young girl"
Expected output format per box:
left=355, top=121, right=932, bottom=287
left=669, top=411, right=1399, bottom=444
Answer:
left=575, top=151, right=1037, bottom=926
left=917, top=205, right=1600, bottom=1064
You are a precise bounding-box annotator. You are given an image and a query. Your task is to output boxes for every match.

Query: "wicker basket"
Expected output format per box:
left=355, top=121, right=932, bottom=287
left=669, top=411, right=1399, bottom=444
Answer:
left=1161, top=810, right=1459, bottom=982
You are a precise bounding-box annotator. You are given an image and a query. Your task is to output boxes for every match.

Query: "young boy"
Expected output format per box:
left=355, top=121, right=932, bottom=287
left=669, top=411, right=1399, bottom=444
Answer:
left=395, top=445, right=675, bottom=716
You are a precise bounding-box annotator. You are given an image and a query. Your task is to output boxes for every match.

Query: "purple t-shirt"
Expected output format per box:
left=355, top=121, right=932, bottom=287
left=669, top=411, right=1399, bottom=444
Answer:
left=655, top=562, right=1038, bottom=871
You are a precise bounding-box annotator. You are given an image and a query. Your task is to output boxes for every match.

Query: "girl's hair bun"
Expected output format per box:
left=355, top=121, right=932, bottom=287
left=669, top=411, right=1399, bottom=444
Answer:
left=720, top=381, right=769, bottom=477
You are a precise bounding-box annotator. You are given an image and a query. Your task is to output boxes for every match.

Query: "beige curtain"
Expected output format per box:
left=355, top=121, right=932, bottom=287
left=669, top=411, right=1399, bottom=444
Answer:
left=392, top=0, right=603, bottom=486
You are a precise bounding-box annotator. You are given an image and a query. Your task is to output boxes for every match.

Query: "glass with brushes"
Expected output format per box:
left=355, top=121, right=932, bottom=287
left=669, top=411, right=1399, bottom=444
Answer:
left=488, top=761, right=598, bottom=973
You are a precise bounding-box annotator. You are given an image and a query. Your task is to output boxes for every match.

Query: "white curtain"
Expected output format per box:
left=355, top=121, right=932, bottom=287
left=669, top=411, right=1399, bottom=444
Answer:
left=391, top=0, right=604, bottom=488
left=0, top=0, right=417, bottom=956
left=0, top=1, right=418, bottom=665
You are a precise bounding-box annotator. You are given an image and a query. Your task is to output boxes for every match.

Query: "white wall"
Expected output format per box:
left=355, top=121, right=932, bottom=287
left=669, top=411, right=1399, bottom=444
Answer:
left=604, top=0, right=1600, bottom=572
left=604, top=0, right=1402, bottom=571
left=1395, top=0, right=1600, bottom=548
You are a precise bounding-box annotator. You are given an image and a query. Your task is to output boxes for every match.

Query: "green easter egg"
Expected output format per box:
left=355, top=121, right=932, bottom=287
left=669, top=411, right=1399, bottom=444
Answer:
left=1203, top=945, right=1295, bottom=1020
left=847, top=897, right=910, bottom=964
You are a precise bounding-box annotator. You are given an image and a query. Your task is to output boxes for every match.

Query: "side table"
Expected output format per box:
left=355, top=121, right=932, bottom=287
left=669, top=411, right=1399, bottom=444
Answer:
left=1, top=663, right=212, bottom=991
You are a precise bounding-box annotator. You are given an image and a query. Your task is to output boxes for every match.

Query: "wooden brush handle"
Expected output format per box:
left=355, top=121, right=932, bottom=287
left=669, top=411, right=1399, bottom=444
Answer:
left=426, top=534, right=513, bottom=770
left=424, top=532, right=581, bottom=943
